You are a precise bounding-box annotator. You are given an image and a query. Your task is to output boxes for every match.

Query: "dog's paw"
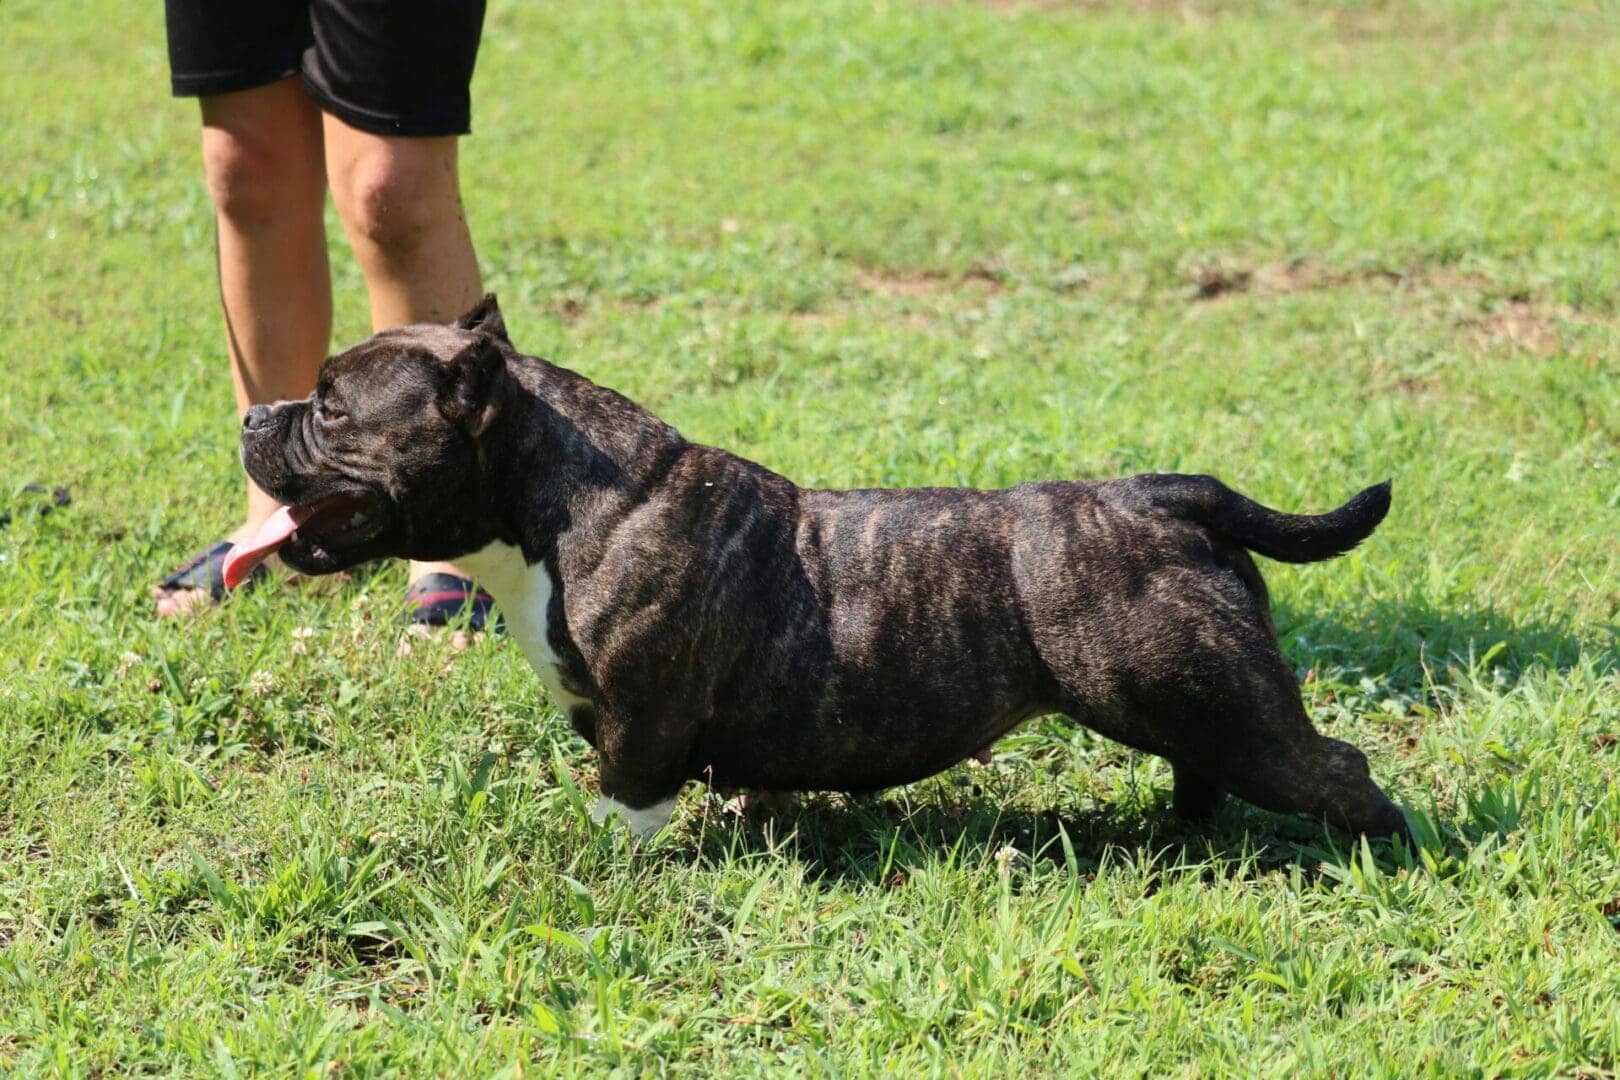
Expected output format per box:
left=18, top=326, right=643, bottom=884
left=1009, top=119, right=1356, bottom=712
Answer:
left=591, top=795, right=677, bottom=842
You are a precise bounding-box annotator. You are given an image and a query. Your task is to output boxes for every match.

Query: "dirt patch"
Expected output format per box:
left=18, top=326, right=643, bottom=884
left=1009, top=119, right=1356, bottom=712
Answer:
left=1189, top=258, right=1489, bottom=303
left=1252, top=260, right=1403, bottom=294
left=1185, top=258, right=1593, bottom=358
left=962, top=0, right=1516, bottom=42
left=965, top=0, right=1428, bottom=30
left=1393, top=376, right=1439, bottom=400
left=856, top=265, right=1008, bottom=297
left=545, top=292, right=662, bottom=325
left=1462, top=300, right=1575, bottom=357
left=857, top=270, right=949, bottom=297
left=975, top=0, right=1223, bottom=16
left=1319, top=5, right=1467, bottom=42
left=619, top=295, right=663, bottom=315
left=1190, top=264, right=1252, bottom=300
left=773, top=265, right=1008, bottom=331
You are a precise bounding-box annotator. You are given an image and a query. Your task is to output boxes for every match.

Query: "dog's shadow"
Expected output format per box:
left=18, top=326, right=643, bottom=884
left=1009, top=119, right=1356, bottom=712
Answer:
left=677, top=794, right=1388, bottom=886
left=674, top=780, right=1546, bottom=886
left=1273, top=594, right=1610, bottom=692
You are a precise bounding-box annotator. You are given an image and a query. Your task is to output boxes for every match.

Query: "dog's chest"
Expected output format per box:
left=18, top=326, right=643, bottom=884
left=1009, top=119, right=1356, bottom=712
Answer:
left=459, top=542, right=589, bottom=712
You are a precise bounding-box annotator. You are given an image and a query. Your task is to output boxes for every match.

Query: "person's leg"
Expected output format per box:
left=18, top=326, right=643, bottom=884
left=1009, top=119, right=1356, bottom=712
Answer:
left=155, top=76, right=331, bottom=616
left=322, top=113, right=482, bottom=593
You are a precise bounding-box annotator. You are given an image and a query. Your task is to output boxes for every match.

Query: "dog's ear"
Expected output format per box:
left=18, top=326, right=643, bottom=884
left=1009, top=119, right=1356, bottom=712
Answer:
left=453, top=293, right=509, bottom=343
left=439, top=333, right=506, bottom=438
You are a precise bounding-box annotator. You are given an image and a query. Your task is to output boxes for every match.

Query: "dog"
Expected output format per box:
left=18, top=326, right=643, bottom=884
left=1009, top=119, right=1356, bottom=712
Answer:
left=226, top=295, right=1410, bottom=844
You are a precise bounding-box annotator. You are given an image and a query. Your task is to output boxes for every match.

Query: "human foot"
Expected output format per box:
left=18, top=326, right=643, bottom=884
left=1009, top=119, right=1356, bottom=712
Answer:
left=152, top=528, right=274, bottom=617
left=402, top=564, right=498, bottom=633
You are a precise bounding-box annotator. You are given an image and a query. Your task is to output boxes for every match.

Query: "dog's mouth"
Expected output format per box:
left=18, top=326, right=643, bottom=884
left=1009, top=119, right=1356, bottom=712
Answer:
left=222, top=492, right=392, bottom=588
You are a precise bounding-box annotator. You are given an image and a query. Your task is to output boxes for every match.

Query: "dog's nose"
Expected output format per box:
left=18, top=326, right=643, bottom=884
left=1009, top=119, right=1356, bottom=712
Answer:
left=242, top=404, right=273, bottom=431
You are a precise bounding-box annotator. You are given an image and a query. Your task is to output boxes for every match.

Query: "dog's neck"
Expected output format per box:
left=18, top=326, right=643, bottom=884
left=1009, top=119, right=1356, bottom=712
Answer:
left=476, top=350, right=688, bottom=567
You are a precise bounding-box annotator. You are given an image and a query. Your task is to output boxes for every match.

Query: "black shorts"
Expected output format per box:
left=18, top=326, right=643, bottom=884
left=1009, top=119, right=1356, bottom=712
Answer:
left=165, top=0, right=486, bottom=137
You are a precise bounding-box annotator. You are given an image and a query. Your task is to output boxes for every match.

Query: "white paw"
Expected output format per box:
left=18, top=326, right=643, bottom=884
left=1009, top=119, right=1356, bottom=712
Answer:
left=591, top=795, right=677, bottom=841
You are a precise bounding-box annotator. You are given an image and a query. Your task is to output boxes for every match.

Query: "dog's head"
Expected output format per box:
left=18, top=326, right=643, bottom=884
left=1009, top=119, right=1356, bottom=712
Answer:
left=232, top=295, right=512, bottom=580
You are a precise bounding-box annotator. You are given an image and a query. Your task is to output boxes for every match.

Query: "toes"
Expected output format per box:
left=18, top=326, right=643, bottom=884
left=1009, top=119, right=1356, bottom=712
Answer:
left=154, top=587, right=212, bottom=618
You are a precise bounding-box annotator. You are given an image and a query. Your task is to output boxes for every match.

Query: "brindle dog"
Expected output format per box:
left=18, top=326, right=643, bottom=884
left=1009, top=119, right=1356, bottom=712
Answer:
left=232, top=295, right=1409, bottom=843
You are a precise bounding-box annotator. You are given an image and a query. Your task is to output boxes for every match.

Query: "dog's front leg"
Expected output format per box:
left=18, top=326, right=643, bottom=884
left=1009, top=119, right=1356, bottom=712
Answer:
left=588, top=711, right=690, bottom=842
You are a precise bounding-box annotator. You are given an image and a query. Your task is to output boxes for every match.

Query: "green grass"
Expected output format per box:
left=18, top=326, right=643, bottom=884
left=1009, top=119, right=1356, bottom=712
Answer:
left=3, top=0, right=1619, bottom=1073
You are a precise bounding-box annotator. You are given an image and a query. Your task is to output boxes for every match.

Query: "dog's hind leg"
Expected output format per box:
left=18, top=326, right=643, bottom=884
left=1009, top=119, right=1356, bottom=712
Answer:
left=1112, top=635, right=1405, bottom=841
left=1299, top=739, right=1408, bottom=841
left=1218, top=736, right=1410, bottom=842
left=1197, top=670, right=1411, bottom=842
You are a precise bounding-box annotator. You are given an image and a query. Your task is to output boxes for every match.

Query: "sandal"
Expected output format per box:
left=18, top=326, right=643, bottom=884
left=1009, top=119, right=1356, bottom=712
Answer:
left=155, top=540, right=268, bottom=606
left=403, top=573, right=500, bottom=632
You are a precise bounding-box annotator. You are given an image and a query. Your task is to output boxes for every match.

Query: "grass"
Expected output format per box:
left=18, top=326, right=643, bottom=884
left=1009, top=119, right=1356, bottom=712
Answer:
left=3, top=0, right=1618, bottom=1073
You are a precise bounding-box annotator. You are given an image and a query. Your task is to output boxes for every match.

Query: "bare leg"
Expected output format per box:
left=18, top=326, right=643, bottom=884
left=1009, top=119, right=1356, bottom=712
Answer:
left=323, top=113, right=482, bottom=592
left=155, top=77, right=330, bottom=617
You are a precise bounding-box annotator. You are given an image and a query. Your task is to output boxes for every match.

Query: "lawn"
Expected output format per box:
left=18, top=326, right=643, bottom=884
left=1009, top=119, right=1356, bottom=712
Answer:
left=3, top=0, right=1618, bottom=1073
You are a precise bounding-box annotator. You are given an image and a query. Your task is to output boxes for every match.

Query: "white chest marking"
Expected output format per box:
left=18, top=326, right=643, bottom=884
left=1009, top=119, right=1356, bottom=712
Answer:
left=458, top=541, right=590, bottom=713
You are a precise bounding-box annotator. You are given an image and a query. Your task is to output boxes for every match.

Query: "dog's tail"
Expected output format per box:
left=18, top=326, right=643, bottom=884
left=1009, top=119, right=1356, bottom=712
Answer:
left=1122, top=474, right=1391, bottom=563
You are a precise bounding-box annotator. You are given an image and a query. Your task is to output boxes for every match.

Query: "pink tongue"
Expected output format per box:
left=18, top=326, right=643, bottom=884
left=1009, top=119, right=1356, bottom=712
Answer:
left=223, top=505, right=303, bottom=589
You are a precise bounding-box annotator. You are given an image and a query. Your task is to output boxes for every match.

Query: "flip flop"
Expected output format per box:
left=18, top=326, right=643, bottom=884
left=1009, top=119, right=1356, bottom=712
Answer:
left=156, top=540, right=269, bottom=605
left=403, top=573, right=500, bottom=632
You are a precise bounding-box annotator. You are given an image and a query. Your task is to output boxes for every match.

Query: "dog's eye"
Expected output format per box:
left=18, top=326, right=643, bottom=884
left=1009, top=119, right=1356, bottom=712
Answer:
left=319, top=401, right=347, bottom=423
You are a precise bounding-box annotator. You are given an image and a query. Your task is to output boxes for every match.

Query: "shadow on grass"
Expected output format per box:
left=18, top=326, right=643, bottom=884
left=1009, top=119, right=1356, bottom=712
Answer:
left=676, top=791, right=1421, bottom=887
left=672, top=765, right=1553, bottom=888
left=1275, top=595, right=1613, bottom=691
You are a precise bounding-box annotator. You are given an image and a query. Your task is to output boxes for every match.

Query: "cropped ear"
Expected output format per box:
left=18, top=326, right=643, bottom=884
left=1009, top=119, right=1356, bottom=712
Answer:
left=439, top=333, right=506, bottom=437
left=453, top=293, right=509, bottom=343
